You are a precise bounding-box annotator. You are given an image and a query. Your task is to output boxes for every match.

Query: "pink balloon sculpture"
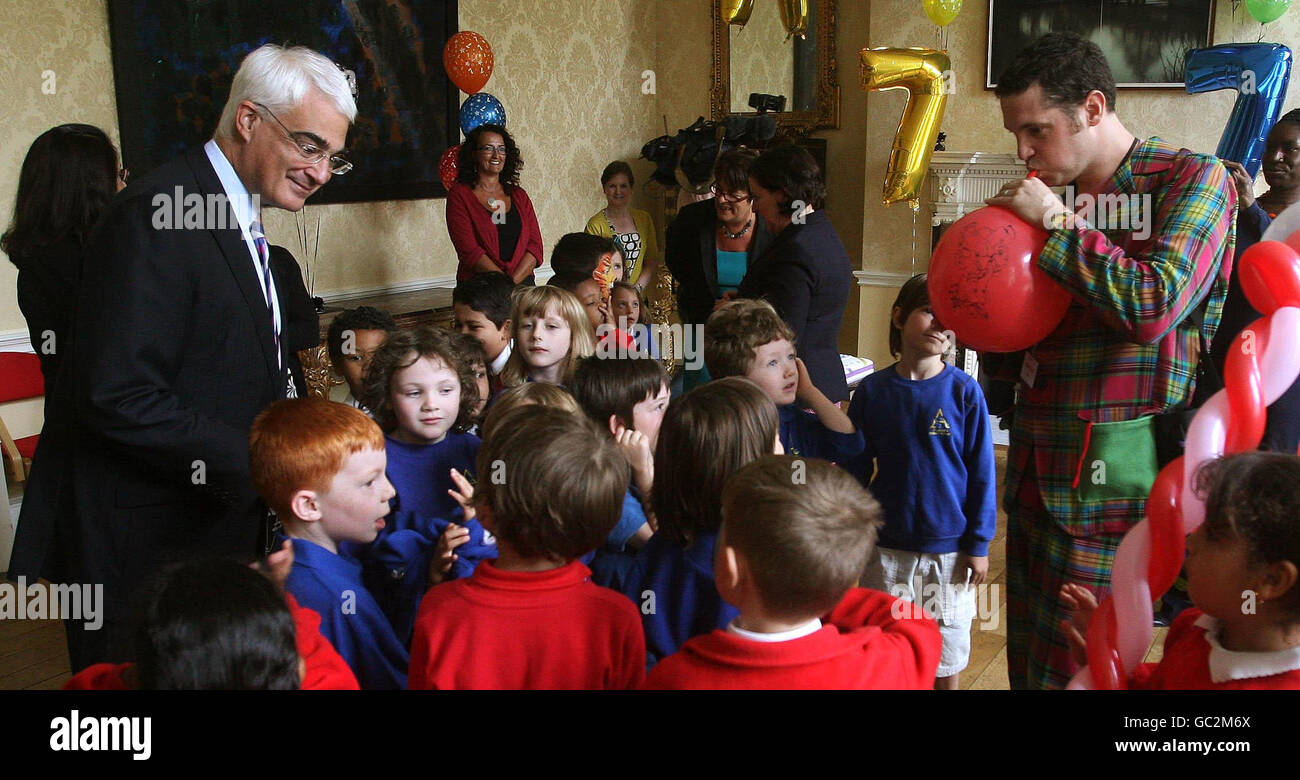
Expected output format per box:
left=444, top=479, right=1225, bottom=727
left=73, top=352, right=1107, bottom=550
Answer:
left=1070, top=237, right=1300, bottom=689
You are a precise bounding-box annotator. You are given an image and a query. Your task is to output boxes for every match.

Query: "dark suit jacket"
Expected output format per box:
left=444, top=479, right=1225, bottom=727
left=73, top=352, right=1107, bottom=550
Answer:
left=10, top=146, right=296, bottom=657
left=737, top=210, right=852, bottom=402
left=664, top=199, right=774, bottom=327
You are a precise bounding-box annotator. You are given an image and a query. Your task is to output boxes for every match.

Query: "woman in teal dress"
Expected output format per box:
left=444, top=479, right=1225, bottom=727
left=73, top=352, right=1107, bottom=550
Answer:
left=664, top=150, right=773, bottom=389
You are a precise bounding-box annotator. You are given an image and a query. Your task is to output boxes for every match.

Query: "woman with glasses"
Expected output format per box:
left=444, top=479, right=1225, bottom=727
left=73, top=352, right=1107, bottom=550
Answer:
left=447, top=124, right=543, bottom=284
left=736, top=144, right=852, bottom=404
left=3, top=124, right=123, bottom=393
left=584, top=161, right=661, bottom=294
left=664, top=150, right=773, bottom=389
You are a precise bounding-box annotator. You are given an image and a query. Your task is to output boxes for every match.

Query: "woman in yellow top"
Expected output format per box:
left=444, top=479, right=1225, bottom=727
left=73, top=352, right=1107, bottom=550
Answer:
left=585, top=161, right=660, bottom=294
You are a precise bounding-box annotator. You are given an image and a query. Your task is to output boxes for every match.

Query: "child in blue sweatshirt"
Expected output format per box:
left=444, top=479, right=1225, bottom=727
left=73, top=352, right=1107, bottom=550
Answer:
left=844, top=273, right=996, bottom=690
left=569, top=354, right=668, bottom=593
left=249, top=398, right=409, bottom=690
left=629, top=377, right=783, bottom=665
left=704, top=299, right=863, bottom=462
left=359, top=326, right=494, bottom=643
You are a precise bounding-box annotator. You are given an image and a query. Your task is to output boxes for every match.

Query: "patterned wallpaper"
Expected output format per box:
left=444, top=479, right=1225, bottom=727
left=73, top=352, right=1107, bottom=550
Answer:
left=728, top=0, right=795, bottom=113
left=0, top=0, right=690, bottom=333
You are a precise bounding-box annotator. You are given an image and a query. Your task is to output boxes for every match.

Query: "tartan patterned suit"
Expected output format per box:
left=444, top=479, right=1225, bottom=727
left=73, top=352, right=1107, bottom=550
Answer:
left=1006, top=138, right=1236, bottom=689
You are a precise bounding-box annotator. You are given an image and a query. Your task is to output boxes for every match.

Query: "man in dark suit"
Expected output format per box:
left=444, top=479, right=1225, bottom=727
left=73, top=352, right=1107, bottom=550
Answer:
left=8, top=44, right=354, bottom=671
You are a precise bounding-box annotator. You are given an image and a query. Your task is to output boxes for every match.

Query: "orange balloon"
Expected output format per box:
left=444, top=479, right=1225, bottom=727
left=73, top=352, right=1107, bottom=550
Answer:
left=443, top=31, right=494, bottom=94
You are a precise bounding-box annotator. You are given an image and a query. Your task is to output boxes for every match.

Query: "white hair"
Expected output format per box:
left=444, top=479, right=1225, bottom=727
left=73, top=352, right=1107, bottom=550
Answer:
left=216, top=44, right=357, bottom=139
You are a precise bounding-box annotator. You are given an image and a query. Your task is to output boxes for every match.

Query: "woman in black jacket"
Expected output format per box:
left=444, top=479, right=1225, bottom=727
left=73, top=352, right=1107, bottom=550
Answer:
left=3, top=124, right=122, bottom=396
left=737, top=144, right=852, bottom=403
left=664, top=150, right=774, bottom=390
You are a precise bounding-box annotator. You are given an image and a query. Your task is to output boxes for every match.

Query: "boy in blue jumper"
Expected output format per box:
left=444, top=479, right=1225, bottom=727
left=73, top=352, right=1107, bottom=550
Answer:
left=569, top=354, right=668, bottom=593
left=705, top=299, right=863, bottom=461
left=249, top=398, right=410, bottom=690
left=843, top=274, right=996, bottom=689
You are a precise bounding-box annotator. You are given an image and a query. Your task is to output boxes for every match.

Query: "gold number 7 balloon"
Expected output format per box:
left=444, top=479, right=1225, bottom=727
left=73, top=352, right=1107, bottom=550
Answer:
left=860, top=47, right=951, bottom=207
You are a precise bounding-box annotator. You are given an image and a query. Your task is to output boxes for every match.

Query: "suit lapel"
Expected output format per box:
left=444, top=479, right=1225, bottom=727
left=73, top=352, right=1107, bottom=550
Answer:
left=698, top=209, right=720, bottom=298
left=184, top=148, right=280, bottom=383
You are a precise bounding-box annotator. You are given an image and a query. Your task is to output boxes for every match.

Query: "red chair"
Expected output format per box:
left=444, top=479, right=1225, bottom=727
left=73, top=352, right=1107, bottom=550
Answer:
left=0, top=352, right=44, bottom=486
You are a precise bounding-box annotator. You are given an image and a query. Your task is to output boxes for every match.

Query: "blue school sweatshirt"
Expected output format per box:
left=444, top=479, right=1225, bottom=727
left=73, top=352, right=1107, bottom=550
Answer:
left=282, top=536, right=409, bottom=690
left=778, top=404, right=865, bottom=462
left=628, top=529, right=739, bottom=666
left=843, top=363, right=996, bottom=557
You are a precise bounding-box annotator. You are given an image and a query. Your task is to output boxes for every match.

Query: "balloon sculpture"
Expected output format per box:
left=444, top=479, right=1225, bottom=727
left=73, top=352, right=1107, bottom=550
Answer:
left=860, top=47, right=951, bottom=206
left=459, top=93, right=506, bottom=137
left=1070, top=238, right=1300, bottom=689
left=1185, top=43, right=1292, bottom=178
left=443, top=31, right=494, bottom=95
left=927, top=200, right=1071, bottom=352
left=437, top=144, right=460, bottom=190
left=922, top=0, right=962, bottom=27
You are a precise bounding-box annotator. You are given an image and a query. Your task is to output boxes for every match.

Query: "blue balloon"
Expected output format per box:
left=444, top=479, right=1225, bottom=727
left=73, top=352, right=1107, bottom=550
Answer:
left=459, top=93, right=506, bottom=137
left=1185, top=43, right=1292, bottom=179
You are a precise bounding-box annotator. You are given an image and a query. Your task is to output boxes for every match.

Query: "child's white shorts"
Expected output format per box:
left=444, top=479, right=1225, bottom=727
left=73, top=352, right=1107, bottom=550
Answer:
left=860, top=546, right=975, bottom=678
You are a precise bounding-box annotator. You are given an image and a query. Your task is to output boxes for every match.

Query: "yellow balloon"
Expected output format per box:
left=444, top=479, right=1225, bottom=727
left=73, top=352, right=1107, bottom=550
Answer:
left=779, top=0, right=809, bottom=39
left=722, top=0, right=756, bottom=26
left=860, top=47, right=951, bottom=206
left=922, top=0, right=963, bottom=27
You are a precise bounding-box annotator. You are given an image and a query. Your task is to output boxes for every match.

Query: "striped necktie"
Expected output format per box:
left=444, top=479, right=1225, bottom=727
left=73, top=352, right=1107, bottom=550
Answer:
left=249, top=219, right=295, bottom=398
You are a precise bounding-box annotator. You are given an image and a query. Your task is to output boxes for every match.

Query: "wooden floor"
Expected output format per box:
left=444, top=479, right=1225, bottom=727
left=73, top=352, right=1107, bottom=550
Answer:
left=0, top=599, right=72, bottom=689
left=1, top=446, right=1166, bottom=690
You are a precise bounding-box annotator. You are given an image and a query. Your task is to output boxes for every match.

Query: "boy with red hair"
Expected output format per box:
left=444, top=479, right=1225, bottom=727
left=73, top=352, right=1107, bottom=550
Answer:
left=249, top=398, right=408, bottom=689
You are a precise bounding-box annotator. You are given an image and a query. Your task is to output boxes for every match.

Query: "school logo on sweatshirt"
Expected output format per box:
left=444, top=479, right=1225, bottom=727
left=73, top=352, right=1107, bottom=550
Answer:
left=929, top=409, right=951, bottom=437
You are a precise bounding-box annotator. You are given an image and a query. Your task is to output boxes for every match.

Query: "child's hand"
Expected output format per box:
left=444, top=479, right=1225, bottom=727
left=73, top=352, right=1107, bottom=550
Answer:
left=956, top=553, right=988, bottom=588
left=258, top=539, right=295, bottom=588
left=447, top=468, right=476, bottom=522
left=1059, top=583, right=1100, bottom=667
left=794, top=357, right=817, bottom=404
left=614, top=425, right=654, bottom=494
left=713, top=291, right=739, bottom=311
left=429, top=523, right=471, bottom=586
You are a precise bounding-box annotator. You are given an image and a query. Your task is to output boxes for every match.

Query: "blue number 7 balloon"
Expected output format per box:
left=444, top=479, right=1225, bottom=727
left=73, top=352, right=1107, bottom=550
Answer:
left=1185, top=43, right=1292, bottom=179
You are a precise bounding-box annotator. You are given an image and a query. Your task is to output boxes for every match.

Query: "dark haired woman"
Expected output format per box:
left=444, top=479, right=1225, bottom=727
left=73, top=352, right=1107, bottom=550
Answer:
left=736, top=144, right=852, bottom=403
left=3, top=123, right=123, bottom=391
left=665, top=150, right=774, bottom=390
left=447, top=123, right=543, bottom=284
left=1210, top=110, right=1300, bottom=453
left=584, top=161, right=660, bottom=293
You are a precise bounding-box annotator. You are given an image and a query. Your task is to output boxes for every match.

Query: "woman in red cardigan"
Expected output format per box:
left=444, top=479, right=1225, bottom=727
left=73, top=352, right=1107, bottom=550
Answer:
left=447, top=124, right=544, bottom=283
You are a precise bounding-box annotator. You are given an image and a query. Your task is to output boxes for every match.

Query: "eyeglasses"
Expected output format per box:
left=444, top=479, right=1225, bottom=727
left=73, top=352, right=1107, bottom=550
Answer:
left=476, top=144, right=508, bottom=155
left=254, top=103, right=353, bottom=175
left=710, top=183, right=753, bottom=202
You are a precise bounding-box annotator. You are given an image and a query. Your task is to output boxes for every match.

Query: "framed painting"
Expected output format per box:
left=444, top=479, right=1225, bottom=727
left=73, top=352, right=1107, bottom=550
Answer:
left=986, top=0, right=1216, bottom=89
left=107, top=0, right=461, bottom=204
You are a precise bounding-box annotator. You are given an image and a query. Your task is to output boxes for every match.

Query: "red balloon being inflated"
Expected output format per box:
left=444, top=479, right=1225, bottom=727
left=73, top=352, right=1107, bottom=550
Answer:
left=928, top=205, right=1070, bottom=352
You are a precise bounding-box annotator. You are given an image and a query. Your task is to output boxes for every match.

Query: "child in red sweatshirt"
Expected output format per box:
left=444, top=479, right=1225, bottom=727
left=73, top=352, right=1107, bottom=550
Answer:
left=644, top=454, right=941, bottom=689
left=1061, top=451, right=1300, bottom=689
left=408, top=404, right=645, bottom=689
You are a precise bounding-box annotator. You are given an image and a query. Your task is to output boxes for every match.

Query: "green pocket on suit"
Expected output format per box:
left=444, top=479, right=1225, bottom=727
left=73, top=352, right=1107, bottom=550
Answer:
left=1074, top=416, right=1160, bottom=503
